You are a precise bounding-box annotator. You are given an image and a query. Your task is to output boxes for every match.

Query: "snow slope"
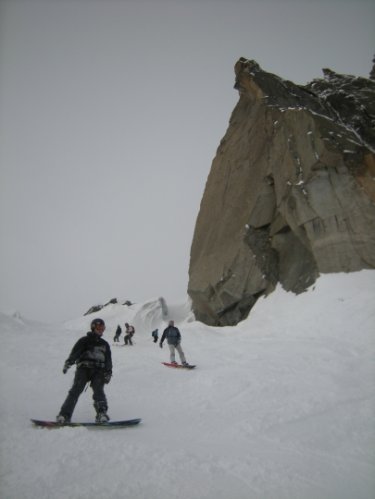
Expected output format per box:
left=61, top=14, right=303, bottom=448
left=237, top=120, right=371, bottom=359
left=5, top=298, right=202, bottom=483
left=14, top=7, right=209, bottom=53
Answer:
left=0, top=271, right=374, bottom=499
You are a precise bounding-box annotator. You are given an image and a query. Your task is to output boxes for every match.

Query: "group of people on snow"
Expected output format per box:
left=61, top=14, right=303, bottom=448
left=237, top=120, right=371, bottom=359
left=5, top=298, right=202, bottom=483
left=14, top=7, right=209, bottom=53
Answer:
left=113, top=322, right=135, bottom=345
left=56, top=319, right=189, bottom=424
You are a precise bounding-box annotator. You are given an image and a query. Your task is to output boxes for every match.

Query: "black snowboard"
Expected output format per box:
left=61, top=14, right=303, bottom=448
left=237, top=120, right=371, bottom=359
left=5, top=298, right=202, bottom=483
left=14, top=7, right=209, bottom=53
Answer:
left=31, top=418, right=141, bottom=429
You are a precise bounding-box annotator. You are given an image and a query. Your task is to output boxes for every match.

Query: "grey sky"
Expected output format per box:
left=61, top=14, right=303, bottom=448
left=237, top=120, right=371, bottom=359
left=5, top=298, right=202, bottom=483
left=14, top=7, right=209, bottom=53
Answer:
left=0, top=0, right=374, bottom=322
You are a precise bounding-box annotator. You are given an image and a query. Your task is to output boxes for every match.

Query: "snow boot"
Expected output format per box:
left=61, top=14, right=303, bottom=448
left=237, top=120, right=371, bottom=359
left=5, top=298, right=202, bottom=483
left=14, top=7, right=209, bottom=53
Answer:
left=95, top=412, right=110, bottom=423
left=56, top=414, right=70, bottom=424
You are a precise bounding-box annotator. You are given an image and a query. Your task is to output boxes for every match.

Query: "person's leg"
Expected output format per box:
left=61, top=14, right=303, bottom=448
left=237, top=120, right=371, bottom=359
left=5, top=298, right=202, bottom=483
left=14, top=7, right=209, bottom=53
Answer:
left=91, top=370, right=109, bottom=420
left=176, top=343, right=187, bottom=364
left=58, top=368, right=89, bottom=421
left=168, top=344, right=176, bottom=363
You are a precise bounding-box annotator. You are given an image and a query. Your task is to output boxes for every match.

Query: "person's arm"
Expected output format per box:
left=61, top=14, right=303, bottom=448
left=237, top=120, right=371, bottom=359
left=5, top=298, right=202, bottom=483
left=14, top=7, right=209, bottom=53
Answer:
left=105, top=343, right=113, bottom=372
left=104, top=343, right=112, bottom=383
left=159, top=330, right=167, bottom=347
left=62, top=337, right=86, bottom=373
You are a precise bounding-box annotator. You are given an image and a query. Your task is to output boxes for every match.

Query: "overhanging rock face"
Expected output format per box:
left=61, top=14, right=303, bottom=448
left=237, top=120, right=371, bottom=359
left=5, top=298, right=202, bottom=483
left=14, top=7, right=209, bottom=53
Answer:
left=188, top=58, right=375, bottom=326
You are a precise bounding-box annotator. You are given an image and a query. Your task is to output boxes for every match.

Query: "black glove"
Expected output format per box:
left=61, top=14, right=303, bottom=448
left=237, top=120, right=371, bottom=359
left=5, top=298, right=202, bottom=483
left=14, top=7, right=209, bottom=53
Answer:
left=62, top=362, right=71, bottom=374
left=159, top=342, right=163, bottom=349
left=103, top=371, right=112, bottom=384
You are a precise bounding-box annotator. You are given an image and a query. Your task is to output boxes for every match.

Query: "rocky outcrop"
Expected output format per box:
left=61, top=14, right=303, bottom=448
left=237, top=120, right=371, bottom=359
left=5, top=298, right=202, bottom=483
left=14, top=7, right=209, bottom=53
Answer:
left=188, top=58, right=375, bottom=326
left=370, top=55, right=375, bottom=81
left=83, top=298, right=130, bottom=316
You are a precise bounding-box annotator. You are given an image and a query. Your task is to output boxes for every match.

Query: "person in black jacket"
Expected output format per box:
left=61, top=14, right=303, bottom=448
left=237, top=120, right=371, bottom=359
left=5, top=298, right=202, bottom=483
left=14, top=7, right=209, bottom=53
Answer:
left=56, top=318, right=112, bottom=423
left=159, top=320, right=189, bottom=366
left=113, top=325, right=122, bottom=342
left=151, top=328, right=159, bottom=343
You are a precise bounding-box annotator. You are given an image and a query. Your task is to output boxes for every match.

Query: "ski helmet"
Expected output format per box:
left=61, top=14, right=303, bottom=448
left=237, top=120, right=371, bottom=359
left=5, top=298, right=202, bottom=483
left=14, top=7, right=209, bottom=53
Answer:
left=91, top=318, right=105, bottom=330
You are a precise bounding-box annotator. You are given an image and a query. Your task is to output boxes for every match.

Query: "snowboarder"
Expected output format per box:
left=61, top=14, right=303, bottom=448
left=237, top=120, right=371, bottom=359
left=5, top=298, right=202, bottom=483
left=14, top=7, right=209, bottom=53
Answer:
left=56, top=318, right=112, bottom=424
left=159, top=320, right=189, bottom=366
left=151, top=329, right=159, bottom=343
left=124, top=323, right=135, bottom=345
left=113, top=325, right=122, bottom=342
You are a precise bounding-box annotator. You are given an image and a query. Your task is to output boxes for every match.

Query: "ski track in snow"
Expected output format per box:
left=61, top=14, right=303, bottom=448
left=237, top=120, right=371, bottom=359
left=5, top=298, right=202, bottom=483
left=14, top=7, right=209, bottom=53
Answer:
left=0, top=271, right=374, bottom=499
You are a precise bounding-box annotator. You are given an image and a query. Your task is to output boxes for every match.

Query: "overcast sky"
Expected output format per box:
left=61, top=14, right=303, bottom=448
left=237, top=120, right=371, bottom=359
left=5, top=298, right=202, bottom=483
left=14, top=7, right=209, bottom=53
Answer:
left=0, top=0, right=374, bottom=322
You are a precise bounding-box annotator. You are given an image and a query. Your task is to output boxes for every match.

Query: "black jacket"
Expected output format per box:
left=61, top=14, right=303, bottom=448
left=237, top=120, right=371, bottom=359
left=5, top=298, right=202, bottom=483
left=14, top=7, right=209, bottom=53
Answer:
left=160, top=326, right=181, bottom=346
left=65, top=332, right=112, bottom=372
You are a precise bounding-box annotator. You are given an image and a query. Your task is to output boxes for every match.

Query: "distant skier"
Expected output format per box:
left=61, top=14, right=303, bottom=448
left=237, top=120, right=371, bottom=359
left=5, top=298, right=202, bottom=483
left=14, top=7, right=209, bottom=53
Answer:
left=113, top=325, right=122, bottom=343
left=159, top=320, right=189, bottom=366
left=56, top=318, right=112, bottom=424
left=124, top=323, right=135, bottom=345
left=151, top=329, right=159, bottom=343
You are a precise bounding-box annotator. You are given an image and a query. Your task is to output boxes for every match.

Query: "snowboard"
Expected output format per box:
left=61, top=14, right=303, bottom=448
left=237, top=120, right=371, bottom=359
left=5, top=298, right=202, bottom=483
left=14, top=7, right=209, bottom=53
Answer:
left=162, top=362, right=196, bottom=369
left=31, top=418, right=141, bottom=429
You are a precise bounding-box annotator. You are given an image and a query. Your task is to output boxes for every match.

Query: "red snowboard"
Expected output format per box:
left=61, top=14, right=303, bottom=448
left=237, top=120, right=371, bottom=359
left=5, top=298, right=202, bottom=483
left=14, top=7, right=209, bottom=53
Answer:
left=162, top=362, right=196, bottom=369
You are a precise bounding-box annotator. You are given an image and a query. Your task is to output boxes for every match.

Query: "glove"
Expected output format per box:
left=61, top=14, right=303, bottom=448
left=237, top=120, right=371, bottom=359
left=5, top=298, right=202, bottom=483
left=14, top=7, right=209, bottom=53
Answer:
left=103, top=371, right=112, bottom=384
left=159, top=342, right=163, bottom=349
left=62, top=362, right=71, bottom=374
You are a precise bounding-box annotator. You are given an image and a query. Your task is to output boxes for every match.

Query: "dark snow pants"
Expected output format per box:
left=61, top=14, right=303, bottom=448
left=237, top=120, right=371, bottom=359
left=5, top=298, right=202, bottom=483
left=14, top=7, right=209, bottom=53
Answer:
left=59, top=366, right=108, bottom=420
left=124, top=333, right=133, bottom=345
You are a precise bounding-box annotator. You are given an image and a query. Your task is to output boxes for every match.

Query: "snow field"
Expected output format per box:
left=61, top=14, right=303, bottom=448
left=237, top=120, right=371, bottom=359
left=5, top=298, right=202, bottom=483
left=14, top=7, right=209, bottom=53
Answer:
left=0, top=271, right=374, bottom=499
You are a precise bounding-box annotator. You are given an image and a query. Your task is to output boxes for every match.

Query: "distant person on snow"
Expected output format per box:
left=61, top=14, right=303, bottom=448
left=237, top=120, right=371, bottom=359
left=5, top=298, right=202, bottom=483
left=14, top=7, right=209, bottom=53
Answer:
left=56, top=318, right=112, bottom=424
left=113, top=325, right=122, bottom=343
left=151, top=329, right=159, bottom=343
left=159, top=320, right=189, bottom=366
left=124, top=323, right=135, bottom=345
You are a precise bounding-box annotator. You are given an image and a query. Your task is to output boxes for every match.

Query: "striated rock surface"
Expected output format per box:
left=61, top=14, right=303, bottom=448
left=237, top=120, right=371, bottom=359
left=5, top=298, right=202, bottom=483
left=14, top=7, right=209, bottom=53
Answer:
left=188, top=58, right=375, bottom=326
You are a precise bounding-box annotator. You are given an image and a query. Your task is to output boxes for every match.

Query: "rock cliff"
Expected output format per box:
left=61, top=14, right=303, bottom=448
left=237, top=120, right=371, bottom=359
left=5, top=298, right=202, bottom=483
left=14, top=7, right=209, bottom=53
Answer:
left=188, top=58, right=375, bottom=326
